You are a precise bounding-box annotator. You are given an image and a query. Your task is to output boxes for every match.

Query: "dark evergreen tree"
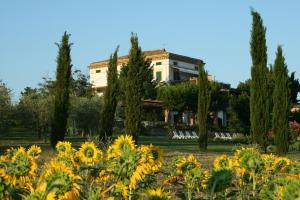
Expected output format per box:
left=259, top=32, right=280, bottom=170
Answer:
left=197, top=63, right=211, bottom=150
left=272, top=46, right=290, bottom=155
left=289, top=72, right=300, bottom=104
left=100, top=47, right=119, bottom=140
left=249, top=10, right=270, bottom=149
left=51, top=32, right=72, bottom=148
left=124, top=33, right=150, bottom=142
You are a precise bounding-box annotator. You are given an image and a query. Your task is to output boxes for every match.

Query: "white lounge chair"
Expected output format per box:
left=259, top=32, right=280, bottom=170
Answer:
left=179, top=131, right=185, bottom=139
left=220, top=133, right=228, bottom=140
left=192, top=131, right=199, bottom=139
left=185, top=131, right=192, bottom=139
left=226, top=133, right=232, bottom=140
left=214, top=132, right=221, bottom=139
left=172, top=130, right=180, bottom=139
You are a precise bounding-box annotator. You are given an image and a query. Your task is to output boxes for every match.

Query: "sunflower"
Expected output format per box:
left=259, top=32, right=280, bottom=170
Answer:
left=3, top=147, right=37, bottom=187
left=107, top=135, right=136, bottom=159
left=213, top=155, right=233, bottom=171
left=175, top=154, right=201, bottom=175
left=262, top=154, right=276, bottom=172
left=40, top=161, right=81, bottom=200
left=274, top=157, right=291, bottom=172
left=138, top=145, right=163, bottom=173
left=55, top=152, right=77, bottom=169
left=144, top=188, right=171, bottom=200
left=129, top=162, right=151, bottom=189
left=77, top=142, right=102, bottom=165
left=56, top=141, right=73, bottom=155
left=114, top=181, right=129, bottom=198
left=27, top=145, right=42, bottom=160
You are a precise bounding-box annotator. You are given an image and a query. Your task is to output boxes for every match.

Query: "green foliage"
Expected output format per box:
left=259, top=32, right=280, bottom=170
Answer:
left=289, top=72, right=300, bottom=104
left=210, top=82, right=229, bottom=113
left=123, top=33, right=151, bottom=142
left=0, top=80, right=13, bottom=133
left=100, top=48, right=119, bottom=140
left=51, top=32, right=73, bottom=147
left=207, top=169, right=233, bottom=193
left=250, top=10, right=270, bottom=149
left=70, top=69, right=93, bottom=97
left=230, top=92, right=250, bottom=133
left=69, top=96, right=103, bottom=136
left=272, top=46, right=290, bottom=155
left=157, top=82, right=198, bottom=113
left=197, top=63, right=211, bottom=150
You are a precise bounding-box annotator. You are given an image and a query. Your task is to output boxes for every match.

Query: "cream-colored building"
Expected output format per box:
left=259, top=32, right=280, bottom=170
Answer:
left=89, top=49, right=213, bottom=95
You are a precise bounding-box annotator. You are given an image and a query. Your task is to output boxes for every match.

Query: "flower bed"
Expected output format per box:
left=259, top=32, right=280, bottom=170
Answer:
left=0, top=135, right=299, bottom=199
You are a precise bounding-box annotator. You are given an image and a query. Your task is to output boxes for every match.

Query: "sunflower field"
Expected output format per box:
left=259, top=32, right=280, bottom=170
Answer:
left=0, top=135, right=299, bottom=200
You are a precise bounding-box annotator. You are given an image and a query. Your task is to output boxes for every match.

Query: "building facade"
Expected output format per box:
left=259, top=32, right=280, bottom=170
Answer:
left=89, top=49, right=213, bottom=95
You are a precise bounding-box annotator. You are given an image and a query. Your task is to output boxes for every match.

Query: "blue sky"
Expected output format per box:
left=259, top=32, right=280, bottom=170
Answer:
left=1, top=1, right=299, bottom=101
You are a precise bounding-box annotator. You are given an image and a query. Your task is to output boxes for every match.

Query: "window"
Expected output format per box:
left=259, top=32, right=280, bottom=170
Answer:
left=194, top=65, right=198, bottom=71
left=173, top=61, right=178, bottom=66
left=173, top=69, right=180, bottom=81
left=156, top=71, right=162, bottom=81
left=156, top=62, right=162, bottom=66
left=96, top=69, right=101, bottom=73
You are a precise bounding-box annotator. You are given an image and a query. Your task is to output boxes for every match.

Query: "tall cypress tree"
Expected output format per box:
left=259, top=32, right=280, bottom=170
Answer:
left=51, top=32, right=72, bottom=148
left=250, top=10, right=270, bottom=149
left=198, top=63, right=211, bottom=150
left=272, top=46, right=290, bottom=155
left=124, top=33, right=149, bottom=142
left=100, top=47, right=119, bottom=140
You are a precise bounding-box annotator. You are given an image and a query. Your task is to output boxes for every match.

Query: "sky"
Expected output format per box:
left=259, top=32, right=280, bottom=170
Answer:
left=1, top=1, right=299, bottom=101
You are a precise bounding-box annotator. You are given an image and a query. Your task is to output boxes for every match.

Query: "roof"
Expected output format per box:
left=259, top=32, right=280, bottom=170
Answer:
left=89, top=49, right=204, bottom=69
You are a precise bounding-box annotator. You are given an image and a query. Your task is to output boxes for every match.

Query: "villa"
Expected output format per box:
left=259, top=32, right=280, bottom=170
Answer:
left=89, top=49, right=213, bottom=95
left=88, top=49, right=228, bottom=126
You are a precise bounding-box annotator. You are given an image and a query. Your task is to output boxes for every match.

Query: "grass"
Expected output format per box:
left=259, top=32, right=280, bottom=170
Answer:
left=1, top=130, right=300, bottom=168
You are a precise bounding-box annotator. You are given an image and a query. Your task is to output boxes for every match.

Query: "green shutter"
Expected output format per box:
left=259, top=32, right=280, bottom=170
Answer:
left=156, top=71, right=162, bottom=81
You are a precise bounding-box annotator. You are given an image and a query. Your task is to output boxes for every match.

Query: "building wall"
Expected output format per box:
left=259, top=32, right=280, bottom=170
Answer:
left=90, top=58, right=203, bottom=94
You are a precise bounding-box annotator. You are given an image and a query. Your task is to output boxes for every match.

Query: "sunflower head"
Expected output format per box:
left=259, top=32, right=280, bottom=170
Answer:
left=27, top=145, right=42, bottom=160
left=213, top=155, right=233, bottom=171
left=56, top=141, right=73, bottom=154
left=77, top=141, right=102, bottom=165
left=41, top=161, right=81, bottom=200
left=139, top=145, right=163, bottom=172
left=274, top=157, right=291, bottom=172
left=144, top=188, right=171, bottom=200
left=262, top=154, right=276, bottom=171
left=4, top=147, right=36, bottom=186
left=107, top=135, right=136, bottom=159
left=175, top=154, right=201, bottom=175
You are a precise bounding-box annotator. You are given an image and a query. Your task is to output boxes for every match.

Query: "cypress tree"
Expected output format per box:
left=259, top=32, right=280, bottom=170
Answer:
left=124, top=33, right=149, bottom=142
left=100, top=47, right=119, bottom=140
left=51, top=32, right=72, bottom=148
left=272, top=46, right=290, bottom=155
left=198, top=63, right=211, bottom=150
left=249, top=10, right=270, bottom=149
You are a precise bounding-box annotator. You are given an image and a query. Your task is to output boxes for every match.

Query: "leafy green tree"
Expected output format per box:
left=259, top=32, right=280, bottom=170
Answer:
left=69, top=96, right=103, bottom=136
left=51, top=32, right=73, bottom=148
left=100, top=48, right=119, bottom=140
left=70, top=69, right=93, bottom=97
left=157, top=82, right=198, bottom=113
left=123, top=33, right=150, bottom=142
left=289, top=72, right=300, bottom=104
left=230, top=92, right=250, bottom=133
left=249, top=10, right=270, bottom=149
left=237, top=79, right=251, bottom=95
left=197, top=63, right=211, bottom=150
left=17, top=87, right=54, bottom=139
left=0, top=81, right=13, bottom=134
left=272, top=46, right=290, bottom=155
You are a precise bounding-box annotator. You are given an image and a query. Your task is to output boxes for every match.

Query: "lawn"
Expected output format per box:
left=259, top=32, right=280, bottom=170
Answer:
left=1, top=131, right=300, bottom=168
